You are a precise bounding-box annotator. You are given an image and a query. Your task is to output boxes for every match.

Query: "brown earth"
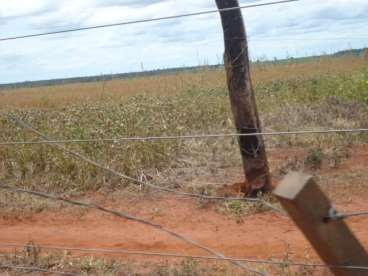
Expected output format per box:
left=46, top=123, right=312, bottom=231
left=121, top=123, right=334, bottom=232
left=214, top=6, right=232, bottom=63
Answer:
left=1, top=147, right=368, bottom=273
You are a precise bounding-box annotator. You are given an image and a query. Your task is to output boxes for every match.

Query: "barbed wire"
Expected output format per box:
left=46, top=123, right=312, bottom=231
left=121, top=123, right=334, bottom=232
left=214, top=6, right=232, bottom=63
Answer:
left=0, top=263, right=77, bottom=276
left=1, top=243, right=368, bottom=271
left=1, top=113, right=284, bottom=214
left=1, top=128, right=368, bottom=146
left=0, top=0, right=300, bottom=42
left=0, top=182, right=264, bottom=275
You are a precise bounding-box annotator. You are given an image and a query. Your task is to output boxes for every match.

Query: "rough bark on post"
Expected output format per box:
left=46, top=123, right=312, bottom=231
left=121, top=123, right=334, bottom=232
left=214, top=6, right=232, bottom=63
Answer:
left=215, top=0, right=271, bottom=195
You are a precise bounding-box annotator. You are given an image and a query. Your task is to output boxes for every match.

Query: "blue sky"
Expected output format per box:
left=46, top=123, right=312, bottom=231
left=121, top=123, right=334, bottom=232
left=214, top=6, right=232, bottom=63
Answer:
left=0, top=0, right=367, bottom=84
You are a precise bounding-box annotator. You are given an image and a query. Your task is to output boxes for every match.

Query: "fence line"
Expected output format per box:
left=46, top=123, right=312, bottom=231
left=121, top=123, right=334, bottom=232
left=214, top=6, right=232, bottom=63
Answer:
left=328, top=210, right=368, bottom=221
left=249, top=36, right=368, bottom=41
left=1, top=1, right=367, bottom=274
left=1, top=113, right=283, bottom=214
left=0, top=0, right=300, bottom=42
left=1, top=243, right=368, bottom=271
left=1, top=128, right=368, bottom=146
left=0, top=182, right=264, bottom=275
left=0, top=264, right=77, bottom=276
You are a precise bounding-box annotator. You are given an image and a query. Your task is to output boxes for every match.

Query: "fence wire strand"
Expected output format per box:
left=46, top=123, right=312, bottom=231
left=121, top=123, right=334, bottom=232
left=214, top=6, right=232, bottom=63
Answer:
left=0, top=112, right=284, bottom=215
left=1, top=243, right=368, bottom=271
left=0, top=182, right=265, bottom=275
left=0, top=0, right=300, bottom=42
left=1, top=128, right=368, bottom=146
left=1, top=0, right=367, bottom=273
left=328, top=211, right=368, bottom=221
left=0, top=264, right=78, bottom=276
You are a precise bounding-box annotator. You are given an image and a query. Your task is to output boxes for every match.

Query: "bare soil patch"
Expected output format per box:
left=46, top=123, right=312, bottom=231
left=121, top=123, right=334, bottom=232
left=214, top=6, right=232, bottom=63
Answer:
left=1, top=147, right=368, bottom=275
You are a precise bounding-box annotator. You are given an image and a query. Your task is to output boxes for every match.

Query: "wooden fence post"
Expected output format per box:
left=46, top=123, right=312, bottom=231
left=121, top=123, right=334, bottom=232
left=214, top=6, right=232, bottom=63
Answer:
left=215, top=0, right=271, bottom=196
left=274, top=172, right=368, bottom=276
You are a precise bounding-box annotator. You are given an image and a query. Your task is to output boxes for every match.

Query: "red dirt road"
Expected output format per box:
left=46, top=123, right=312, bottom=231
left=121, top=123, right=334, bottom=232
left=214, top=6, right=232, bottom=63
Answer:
left=1, top=147, right=368, bottom=271
left=1, top=195, right=368, bottom=263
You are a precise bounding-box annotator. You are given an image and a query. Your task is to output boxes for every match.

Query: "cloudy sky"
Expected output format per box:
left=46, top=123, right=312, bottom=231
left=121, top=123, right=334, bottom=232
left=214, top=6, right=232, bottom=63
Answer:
left=0, top=0, right=367, bottom=84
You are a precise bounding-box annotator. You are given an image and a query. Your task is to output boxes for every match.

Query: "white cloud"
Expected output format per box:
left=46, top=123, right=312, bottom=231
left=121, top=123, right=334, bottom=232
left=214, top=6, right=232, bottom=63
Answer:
left=0, top=0, right=53, bottom=18
left=0, top=0, right=367, bottom=83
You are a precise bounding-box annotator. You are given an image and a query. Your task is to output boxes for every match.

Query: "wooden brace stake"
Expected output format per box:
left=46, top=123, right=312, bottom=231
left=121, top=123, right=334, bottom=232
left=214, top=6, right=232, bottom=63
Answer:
left=274, top=172, right=368, bottom=276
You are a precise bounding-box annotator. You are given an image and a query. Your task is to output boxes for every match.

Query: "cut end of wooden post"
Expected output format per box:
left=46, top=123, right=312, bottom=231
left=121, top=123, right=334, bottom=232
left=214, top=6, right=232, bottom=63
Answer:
left=273, top=172, right=313, bottom=200
left=273, top=171, right=368, bottom=275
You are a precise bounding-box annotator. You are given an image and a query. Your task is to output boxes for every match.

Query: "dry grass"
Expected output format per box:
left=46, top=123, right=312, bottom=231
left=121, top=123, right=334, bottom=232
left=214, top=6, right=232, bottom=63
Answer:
left=0, top=55, right=366, bottom=109
left=0, top=246, right=324, bottom=276
left=2, top=54, right=366, bottom=274
left=0, top=54, right=367, bottom=197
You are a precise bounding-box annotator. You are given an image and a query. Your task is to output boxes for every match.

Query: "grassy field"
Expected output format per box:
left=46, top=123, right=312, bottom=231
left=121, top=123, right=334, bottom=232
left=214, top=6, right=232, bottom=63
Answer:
left=0, top=54, right=368, bottom=197
left=0, top=55, right=367, bottom=109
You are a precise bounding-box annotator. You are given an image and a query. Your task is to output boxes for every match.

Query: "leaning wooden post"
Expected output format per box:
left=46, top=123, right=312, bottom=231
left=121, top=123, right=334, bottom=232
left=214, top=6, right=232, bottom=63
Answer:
left=274, top=172, right=368, bottom=276
left=215, top=0, right=271, bottom=196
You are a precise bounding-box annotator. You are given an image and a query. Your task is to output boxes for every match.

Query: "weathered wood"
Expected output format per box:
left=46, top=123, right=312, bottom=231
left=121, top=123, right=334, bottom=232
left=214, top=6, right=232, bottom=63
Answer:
left=274, top=172, right=368, bottom=276
left=215, top=0, right=271, bottom=196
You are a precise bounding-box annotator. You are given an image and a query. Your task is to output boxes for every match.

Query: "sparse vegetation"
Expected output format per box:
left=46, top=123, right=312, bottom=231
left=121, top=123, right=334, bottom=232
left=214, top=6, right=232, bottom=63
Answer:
left=218, top=192, right=279, bottom=220
left=0, top=245, right=325, bottom=276
left=1, top=55, right=367, bottom=196
left=0, top=55, right=366, bottom=109
left=0, top=53, right=367, bottom=276
left=0, top=246, right=125, bottom=275
left=304, top=148, right=325, bottom=169
left=303, top=146, right=351, bottom=170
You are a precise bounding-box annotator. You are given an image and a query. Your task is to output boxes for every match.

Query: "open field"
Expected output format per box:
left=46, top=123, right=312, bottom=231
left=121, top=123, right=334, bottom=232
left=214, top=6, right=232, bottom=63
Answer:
left=1, top=54, right=368, bottom=275
left=1, top=54, right=368, bottom=194
left=0, top=55, right=367, bottom=109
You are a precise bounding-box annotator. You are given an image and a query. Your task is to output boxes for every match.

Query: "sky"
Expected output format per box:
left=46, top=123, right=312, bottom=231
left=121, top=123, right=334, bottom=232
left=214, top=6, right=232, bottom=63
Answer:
left=0, top=0, right=367, bottom=84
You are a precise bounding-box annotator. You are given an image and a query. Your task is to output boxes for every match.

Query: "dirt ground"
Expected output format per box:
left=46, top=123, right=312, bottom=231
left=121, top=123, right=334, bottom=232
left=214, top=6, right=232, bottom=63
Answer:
left=1, top=147, right=368, bottom=274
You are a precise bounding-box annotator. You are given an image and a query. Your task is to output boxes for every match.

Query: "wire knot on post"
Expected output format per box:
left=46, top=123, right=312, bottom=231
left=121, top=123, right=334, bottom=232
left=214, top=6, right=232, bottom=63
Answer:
left=323, top=207, right=341, bottom=223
